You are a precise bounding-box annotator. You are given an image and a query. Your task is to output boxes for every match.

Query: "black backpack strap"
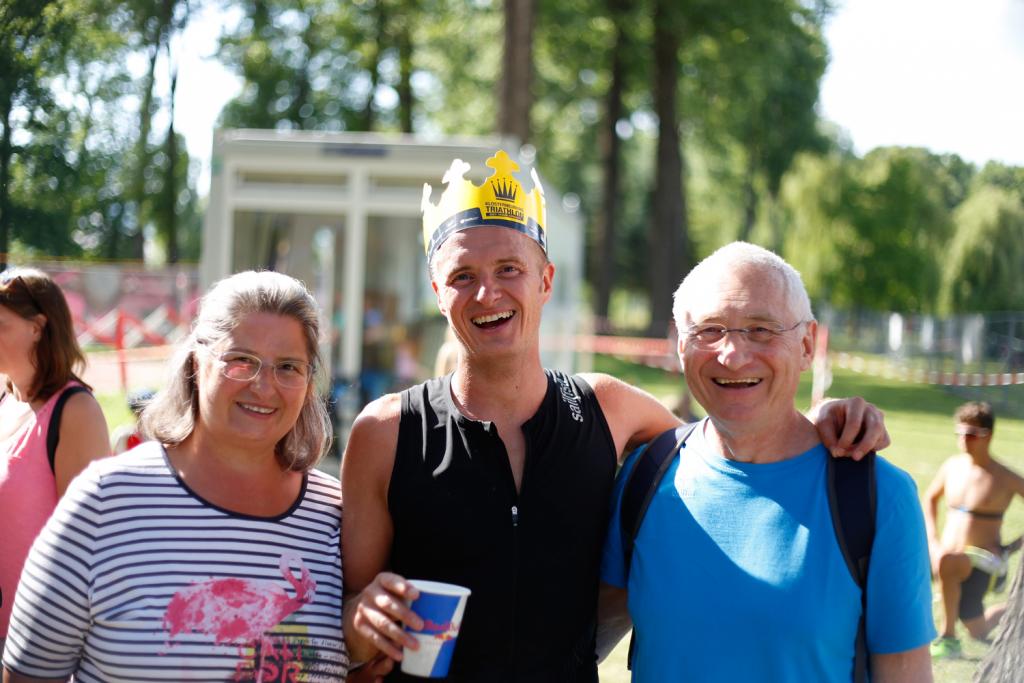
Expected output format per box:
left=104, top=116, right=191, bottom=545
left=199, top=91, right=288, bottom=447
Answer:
left=619, top=420, right=699, bottom=670
left=826, top=452, right=877, bottom=683
left=47, top=385, right=92, bottom=473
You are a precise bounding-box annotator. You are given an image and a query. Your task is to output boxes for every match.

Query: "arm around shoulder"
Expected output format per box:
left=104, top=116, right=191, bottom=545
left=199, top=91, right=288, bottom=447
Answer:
left=53, top=391, right=110, bottom=497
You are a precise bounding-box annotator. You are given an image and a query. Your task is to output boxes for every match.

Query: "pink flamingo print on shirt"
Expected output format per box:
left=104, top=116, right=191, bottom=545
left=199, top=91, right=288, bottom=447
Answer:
left=163, top=553, right=317, bottom=647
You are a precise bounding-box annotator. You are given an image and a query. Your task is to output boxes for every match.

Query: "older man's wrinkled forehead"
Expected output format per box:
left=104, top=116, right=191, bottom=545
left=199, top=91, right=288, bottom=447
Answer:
left=686, top=261, right=796, bottom=322
left=673, top=243, right=813, bottom=331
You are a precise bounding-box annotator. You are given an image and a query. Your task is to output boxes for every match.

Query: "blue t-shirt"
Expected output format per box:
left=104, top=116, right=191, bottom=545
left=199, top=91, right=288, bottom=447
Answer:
left=600, top=422, right=935, bottom=682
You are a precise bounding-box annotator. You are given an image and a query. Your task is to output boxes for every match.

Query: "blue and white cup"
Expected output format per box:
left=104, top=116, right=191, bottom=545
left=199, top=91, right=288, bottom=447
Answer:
left=401, top=579, right=472, bottom=678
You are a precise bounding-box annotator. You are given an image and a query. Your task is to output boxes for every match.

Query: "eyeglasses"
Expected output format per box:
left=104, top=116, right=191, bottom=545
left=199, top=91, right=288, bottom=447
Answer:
left=685, top=320, right=808, bottom=348
left=203, top=348, right=314, bottom=389
left=0, top=271, right=43, bottom=313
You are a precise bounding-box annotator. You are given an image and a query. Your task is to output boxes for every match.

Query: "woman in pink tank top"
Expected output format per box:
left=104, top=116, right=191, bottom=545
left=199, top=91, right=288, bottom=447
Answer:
left=0, top=268, right=110, bottom=647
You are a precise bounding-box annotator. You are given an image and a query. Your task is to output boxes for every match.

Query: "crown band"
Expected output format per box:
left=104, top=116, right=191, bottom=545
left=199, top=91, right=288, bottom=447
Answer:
left=426, top=209, right=546, bottom=263
left=422, top=150, right=547, bottom=263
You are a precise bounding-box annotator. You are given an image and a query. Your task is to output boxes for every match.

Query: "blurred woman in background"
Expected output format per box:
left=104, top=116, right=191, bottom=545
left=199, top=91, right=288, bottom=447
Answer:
left=2, top=270, right=351, bottom=682
left=0, top=267, right=110, bottom=653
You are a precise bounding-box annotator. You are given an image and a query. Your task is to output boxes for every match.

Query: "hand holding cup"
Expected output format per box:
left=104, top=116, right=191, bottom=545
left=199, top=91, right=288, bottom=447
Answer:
left=400, top=580, right=472, bottom=678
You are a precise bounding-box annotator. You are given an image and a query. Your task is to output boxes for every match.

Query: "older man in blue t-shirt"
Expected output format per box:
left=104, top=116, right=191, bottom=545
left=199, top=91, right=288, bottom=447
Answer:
left=600, top=242, right=934, bottom=682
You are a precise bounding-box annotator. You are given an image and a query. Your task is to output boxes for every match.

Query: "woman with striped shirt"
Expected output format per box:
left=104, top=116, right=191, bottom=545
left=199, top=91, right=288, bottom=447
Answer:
left=3, top=271, right=350, bottom=682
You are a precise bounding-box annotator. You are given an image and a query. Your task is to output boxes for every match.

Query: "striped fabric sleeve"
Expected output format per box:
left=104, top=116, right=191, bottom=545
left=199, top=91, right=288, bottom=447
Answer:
left=3, top=463, right=103, bottom=678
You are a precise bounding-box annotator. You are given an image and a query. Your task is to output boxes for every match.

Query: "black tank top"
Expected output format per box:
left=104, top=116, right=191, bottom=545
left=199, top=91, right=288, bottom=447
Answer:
left=386, top=370, right=617, bottom=683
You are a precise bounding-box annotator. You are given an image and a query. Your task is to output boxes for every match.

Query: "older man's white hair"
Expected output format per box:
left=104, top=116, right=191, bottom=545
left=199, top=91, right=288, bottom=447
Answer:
left=672, top=241, right=814, bottom=332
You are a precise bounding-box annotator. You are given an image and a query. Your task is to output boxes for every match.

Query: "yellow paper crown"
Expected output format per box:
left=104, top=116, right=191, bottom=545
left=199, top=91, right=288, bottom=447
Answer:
left=421, top=150, right=547, bottom=261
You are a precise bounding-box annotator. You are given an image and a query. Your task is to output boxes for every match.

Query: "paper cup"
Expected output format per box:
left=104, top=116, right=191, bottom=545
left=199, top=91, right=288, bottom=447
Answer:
left=401, top=579, right=471, bottom=678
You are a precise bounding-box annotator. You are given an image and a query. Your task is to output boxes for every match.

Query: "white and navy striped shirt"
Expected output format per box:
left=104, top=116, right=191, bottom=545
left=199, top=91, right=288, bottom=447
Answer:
left=3, top=442, right=348, bottom=682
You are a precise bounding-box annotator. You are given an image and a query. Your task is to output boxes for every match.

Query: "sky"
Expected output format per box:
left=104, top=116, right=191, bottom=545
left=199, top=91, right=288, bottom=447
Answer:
left=171, top=0, right=1024, bottom=197
left=818, top=0, right=1024, bottom=167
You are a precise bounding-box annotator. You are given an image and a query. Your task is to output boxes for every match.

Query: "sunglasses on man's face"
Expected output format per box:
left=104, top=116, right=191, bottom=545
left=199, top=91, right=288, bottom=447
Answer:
left=0, top=271, right=43, bottom=313
left=954, top=424, right=991, bottom=438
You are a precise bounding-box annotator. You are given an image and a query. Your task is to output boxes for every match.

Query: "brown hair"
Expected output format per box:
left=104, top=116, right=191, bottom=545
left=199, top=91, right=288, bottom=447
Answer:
left=955, top=401, right=994, bottom=432
left=0, top=267, right=90, bottom=401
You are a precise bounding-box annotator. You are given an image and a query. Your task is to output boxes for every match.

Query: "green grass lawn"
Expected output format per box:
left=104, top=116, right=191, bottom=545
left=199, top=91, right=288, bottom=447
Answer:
left=97, top=392, right=135, bottom=435
left=593, top=354, right=1024, bottom=683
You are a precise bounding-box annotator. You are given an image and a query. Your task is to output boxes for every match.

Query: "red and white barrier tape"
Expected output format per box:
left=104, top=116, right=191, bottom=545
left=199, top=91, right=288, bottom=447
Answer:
left=832, top=352, right=1024, bottom=387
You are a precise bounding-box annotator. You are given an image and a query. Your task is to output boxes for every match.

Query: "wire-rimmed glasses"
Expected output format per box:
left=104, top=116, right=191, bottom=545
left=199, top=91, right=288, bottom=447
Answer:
left=202, top=348, right=314, bottom=389
left=685, top=320, right=809, bottom=348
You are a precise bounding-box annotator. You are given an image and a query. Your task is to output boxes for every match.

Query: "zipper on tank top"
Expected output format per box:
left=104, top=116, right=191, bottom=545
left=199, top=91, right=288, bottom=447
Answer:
left=508, top=439, right=525, bottom=681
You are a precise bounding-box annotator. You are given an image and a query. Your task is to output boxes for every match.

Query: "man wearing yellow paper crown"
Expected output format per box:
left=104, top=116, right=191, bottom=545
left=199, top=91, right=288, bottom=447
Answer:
left=340, top=149, right=891, bottom=682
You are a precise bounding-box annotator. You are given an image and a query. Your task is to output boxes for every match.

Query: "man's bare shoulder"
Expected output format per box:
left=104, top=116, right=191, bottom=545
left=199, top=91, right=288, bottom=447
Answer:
left=577, top=372, right=680, bottom=455
left=942, top=453, right=971, bottom=471
left=342, top=393, right=402, bottom=481
left=990, top=456, right=1024, bottom=488
left=578, top=372, right=660, bottom=410
left=355, top=392, right=403, bottom=427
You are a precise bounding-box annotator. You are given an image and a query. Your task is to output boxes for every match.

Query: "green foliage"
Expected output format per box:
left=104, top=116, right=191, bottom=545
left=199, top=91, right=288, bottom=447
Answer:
left=941, top=185, right=1024, bottom=312
left=0, top=0, right=202, bottom=264
left=219, top=0, right=365, bottom=131
left=6, top=0, right=1024, bottom=319
left=1, top=0, right=137, bottom=256
left=782, top=147, right=959, bottom=313
left=973, top=161, right=1024, bottom=200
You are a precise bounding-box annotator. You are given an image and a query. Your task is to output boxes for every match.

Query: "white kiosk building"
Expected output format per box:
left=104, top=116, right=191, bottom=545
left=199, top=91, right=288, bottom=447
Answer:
left=201, top=131, right=584, bottom=410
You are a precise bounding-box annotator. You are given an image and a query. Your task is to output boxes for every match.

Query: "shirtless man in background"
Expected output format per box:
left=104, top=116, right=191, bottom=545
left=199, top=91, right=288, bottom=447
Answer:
left=925, top=401, right=1024, bottom=658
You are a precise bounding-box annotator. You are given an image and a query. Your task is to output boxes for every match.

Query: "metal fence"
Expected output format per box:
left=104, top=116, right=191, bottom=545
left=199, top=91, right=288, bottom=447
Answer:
left=818, top=306, right=1024, bottom=416
left=10, top=261, right=200, bottom=394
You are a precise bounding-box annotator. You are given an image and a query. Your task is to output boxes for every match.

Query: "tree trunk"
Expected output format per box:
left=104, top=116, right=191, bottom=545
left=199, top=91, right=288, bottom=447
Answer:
left=116, top=38, right=159, bottom=260
left=396, top=6, right=414, bottom=134
left=361, top=0, right=386, bottom=131
left=648, top=0, right=690, bottom=336
left=767, top=192, right=784, bottom=253
left=291, top=2, right=315, bottom=128
left=164, top=61, right=179, bottom=264
left=593, top=0, right=627, bottom=325
left=0, top=97, right=12, bottom=271
left=498, top=0, right=534, bottom=143
left=737, top=151, right=758, bottom=243
left=974, top=559, right=1024, bottom=682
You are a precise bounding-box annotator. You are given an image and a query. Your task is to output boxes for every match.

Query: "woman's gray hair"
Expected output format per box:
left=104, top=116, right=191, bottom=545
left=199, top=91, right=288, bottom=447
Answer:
left=140, top=270, right=332, bottom=472
left=672, top=241, right=814, bottom=332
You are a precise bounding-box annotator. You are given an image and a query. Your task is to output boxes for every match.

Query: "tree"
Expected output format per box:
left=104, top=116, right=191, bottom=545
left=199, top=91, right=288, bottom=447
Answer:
left=219, top=0, right=425, bottom=135
left=0, top=0, right=77, bottom=268
left=392, top=0, right=417, bottom=133
left=941, top=184, right=1024, bottom=312
left=973, top=160, right=1024, bottom=201
left=675, top=0, right=830, bottom=255
left=590, top=0, right=629, bottom=324
left=499, top=0, right=535, bottom=143
left=1, top=0, right=148, bottom=263
left=647, top=0, right=691, bottom=334
left=781, top=147, right=956, bottom=312
left=731, top=4, right=829, bottom=249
